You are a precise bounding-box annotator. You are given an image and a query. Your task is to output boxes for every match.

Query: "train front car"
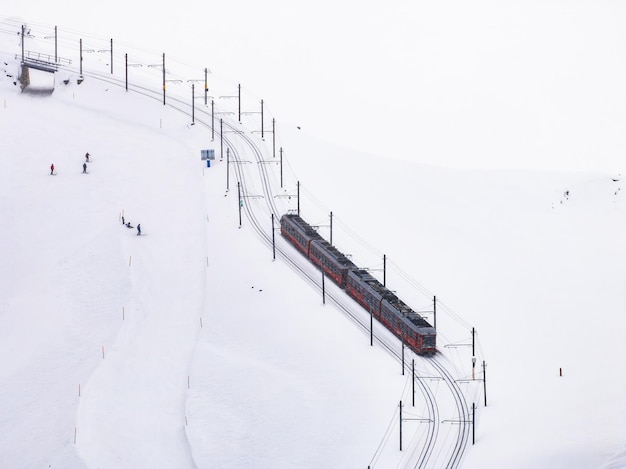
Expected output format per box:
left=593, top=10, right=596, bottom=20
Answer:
left=346, top=269, right=436, bottom=354
left=280, top=214, right=323, bottom=256
left=417, top=324, right=437, bottom=355
left=381, top=294, right=437, bottom=355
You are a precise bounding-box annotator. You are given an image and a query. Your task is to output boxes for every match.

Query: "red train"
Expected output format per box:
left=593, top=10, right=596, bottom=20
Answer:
left=281, top=213, right=436, bottom=355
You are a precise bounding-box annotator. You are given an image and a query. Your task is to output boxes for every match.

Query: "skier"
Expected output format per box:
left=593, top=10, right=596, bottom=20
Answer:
left=50, top=163, right=54, bottom=175
left=82, top=162, right=87, bottom=173
left=126, top=222, right=133, bottom=229
left=122, top=216, right=125, bottom=225
left=137, top=224, right=141, bottom=236
left=85, top=152, right=90, bottom=162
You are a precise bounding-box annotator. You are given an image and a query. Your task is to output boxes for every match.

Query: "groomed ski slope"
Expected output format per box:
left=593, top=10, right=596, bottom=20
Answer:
left=2, top=17, right=626, bottom=467
left=0, top=55, right=421, bottom=468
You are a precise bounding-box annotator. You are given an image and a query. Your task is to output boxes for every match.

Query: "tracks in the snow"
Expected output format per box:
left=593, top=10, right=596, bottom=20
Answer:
left=73, top=66, right=471, bottom=469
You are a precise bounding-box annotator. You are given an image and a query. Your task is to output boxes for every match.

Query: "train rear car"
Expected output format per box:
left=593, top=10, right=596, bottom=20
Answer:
left=280, top=214, right=323, bottom=256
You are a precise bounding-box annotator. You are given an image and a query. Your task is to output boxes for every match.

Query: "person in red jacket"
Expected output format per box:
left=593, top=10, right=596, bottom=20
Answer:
left=50, top=163, right=54, bottom=175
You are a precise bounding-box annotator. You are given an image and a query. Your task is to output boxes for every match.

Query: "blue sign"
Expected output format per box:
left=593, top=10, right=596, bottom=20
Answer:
left=201, top=149, right=215, bottom=161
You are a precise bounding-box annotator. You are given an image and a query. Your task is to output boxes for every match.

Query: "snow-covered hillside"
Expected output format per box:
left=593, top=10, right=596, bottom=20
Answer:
left=1, top=15, right=625, bottom=469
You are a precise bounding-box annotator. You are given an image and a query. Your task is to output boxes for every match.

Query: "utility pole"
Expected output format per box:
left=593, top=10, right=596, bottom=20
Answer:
left=110, top=38, right=113, bottom=74
left=412, top=359, right=415, bottom=406
left=237, top=182, right=242, bottom=228
left=191, top=83, right=195, bottom=124
left=401, top=334, right=405, bottom=376
left=220, top=118, right=223, bottom=160
left=54, top=26, right=58, bottom=63
left=367, top=300, right=374, bottom=347
left=238, top=83, right=241, bottom=122
left=329, top=211, right=333, bottom=245
left=125, top=53, right=128, bottom=91
left=483, top=361, right=487, bottom=406
left=211, top=99, right=215, bottom=140
left=297, top=181, right=300, bottom=216
left=472, top=327, right=476, bottom=379
left=79, top=38, right=83, bottom=75
left=383, top=254, right=387, bottom=287
left=399, top=401, right=403, bottom=451
left=272, top=214, right=276, bottom=260
left=279, top=147, right=283, bottom=188
left=472, top=327, right=475, bottom=356
left=204, top=68, right=208, bottom=105
left=226, top=148, right=230, bottom=191
left=162, top=53, right=166, bottom=105
left=472, top=403, right=476, bottom=444
left=261, top=99, right=264, bottom=139
left=322, top=263, right=326, bottom=305
left=433, top=295, right=437, bottom=330
left=272, top=118, right=276, bottom=158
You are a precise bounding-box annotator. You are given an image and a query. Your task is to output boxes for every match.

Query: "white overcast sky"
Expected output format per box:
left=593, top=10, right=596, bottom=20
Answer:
left=5, top=0, right=626, bottom=173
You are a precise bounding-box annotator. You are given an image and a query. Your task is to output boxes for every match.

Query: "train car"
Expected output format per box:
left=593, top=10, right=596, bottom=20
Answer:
left=346, top=269, right=436, bottom=355
left=280, top=213, right=323, bottom=256
left=281, top=214, right=357, bottom=286
left=380, top=294, right=436, bottom=355
left=309, top=239, right=357, bottom=286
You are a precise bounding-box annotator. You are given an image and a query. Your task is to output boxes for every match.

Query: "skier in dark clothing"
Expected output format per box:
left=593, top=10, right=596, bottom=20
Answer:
left=82, top=163, right=87, bottom=173
left=137, top=224, right=141, bottom=236
left=50, top=163, right=54, bottom=175
left=126, top=222, right=133, bottom=229
left=85, top=152, right=90, bottom=162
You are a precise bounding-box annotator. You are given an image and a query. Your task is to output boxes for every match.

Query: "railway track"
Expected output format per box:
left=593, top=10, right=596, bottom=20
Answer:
left=60, top=63, right=471, bottom=469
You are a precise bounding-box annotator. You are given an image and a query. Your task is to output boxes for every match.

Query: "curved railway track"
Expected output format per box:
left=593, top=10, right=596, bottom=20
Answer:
left=58, top=63, right=471, bottom=468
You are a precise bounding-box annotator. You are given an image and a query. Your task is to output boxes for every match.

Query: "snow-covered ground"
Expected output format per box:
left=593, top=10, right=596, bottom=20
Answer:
left=1, top=8, right=625, bottom=468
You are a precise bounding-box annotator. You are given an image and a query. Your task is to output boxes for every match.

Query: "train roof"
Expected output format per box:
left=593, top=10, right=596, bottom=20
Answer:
left=349, top=269, right=398, bottom=301
left=349, top=269, right=435, bottom=331
left=402, top=312, right=435, bottom=331
left=281, top=213, right=324, bottom=240
left=311, top=239, right=357, bottom=269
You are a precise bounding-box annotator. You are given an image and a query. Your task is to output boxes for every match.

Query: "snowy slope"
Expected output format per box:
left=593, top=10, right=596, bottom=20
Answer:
left=0, top=38, right=420, bottom=468
left=1, top=16, right=626, bottom=469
